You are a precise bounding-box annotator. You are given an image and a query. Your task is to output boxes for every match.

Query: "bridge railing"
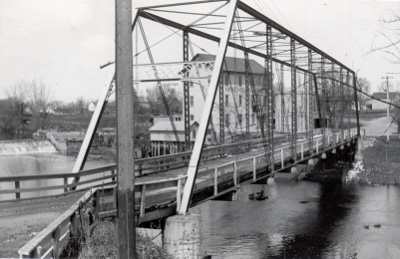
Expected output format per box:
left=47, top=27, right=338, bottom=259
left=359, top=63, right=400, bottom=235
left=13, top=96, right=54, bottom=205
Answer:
left=0, top=165, right=117, bottom=202
left=17, top=128, right=359, bottom=258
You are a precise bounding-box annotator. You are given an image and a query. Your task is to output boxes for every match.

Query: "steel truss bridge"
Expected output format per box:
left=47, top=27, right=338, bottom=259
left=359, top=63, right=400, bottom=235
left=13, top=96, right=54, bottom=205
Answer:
left=14, top=1, right=362, bottom=257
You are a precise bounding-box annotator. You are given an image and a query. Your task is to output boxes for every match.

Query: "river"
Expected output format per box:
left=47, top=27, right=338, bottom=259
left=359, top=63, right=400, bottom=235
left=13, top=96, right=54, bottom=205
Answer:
left=2, top=153, right=400, bottom=258
left=193, top=179, right=400, bottom=258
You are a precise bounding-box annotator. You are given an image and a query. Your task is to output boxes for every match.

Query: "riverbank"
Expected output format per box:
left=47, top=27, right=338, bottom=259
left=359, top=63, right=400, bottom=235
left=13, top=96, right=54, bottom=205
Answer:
left=346, top=136, right=400, bottom=185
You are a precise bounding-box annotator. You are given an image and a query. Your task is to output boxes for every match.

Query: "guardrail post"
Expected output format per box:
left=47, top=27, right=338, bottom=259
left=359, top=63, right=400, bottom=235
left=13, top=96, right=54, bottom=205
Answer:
left=140, top=185, right=146, bottom=218
left=111, top=169, right=116, bottom=182
left=281, top=148, right=284, bottom=168
left=176, top=178, right=183, bottom=212
left=301, top=143, right=304, bottom=160
left=253, top=157, right=257, bottom=181
left=15, top=181, right=20, bottom=199
left=52, top=226, right=61, bottom=259
left=233, top=162, right=237, bottom=186
left=214, top=168, right=218, bottom=195
left=64, top=177, right=68, bottom=193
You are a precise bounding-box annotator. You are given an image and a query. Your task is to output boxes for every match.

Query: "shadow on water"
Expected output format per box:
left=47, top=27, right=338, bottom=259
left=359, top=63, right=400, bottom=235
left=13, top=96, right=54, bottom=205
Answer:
left=272, top=182, right=359, bottom=258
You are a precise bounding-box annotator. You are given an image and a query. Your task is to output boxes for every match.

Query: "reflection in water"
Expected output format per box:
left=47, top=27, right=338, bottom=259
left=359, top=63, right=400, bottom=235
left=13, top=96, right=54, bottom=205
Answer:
left=194, top=181, right=400, bottom=258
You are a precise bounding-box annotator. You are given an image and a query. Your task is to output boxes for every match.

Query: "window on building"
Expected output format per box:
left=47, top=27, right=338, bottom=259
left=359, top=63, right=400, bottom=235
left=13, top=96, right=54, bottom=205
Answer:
left=208, top=79, right=211, bottom=85
left=225, top=94, right=229, bottom=107
left=190, top=96, right=194, bottom=107
left=225, top=74, right=229, bottom=83
left=238, top=75, right=242, bottom=86
left=225, top=114, right=230, bottom=126
left=252, top=114, right=255, bottom=124
left=239, top=95, right=242, bottom=106
left=190, top=115, right=194, bottom=121
left=192, top=129, right=196, bottom=139
left=239, top=113, right=243, bottom=126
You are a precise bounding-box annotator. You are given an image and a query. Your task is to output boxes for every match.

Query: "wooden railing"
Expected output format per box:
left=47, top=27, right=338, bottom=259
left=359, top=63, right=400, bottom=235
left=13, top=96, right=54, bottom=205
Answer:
left=17, top=128, right=359, bottom=258
left=0, top=165, right=117, bottom=202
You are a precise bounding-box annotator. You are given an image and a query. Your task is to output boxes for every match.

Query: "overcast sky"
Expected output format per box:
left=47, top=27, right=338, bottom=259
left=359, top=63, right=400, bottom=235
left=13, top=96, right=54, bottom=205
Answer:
left=1, top=0, right=399, bottom=102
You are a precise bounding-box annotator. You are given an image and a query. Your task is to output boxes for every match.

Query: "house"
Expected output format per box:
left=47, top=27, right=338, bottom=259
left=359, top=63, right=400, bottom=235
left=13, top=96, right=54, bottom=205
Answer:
left=149, top=117, right=199, bottom=156
left=88, top=102, right=96, bottom=112
left=186, top=53, right=266, bottom=142
left=366, top=92, right=400, bottom=110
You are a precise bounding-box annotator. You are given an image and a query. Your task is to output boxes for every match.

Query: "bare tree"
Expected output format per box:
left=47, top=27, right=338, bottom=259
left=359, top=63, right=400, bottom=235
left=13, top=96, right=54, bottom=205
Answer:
left=76, top=97, right=87, bottom=114
left=370, top=8, right=400, bottom=63
left=4, top=81, right=29, bottom=138
left=28, top=80, right=52, bottom=130
left=356, top=77, right=371, bottom=110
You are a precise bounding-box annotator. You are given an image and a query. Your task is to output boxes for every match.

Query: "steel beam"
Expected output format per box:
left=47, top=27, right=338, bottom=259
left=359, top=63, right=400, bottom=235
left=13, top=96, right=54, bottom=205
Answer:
left=308, top=49, right=314, bottom=153
left=290, top=38, right=297, bottom=161
left=139, top=11, right=311, bottom=75
left=280, top=64, right=284, bottom=132
left=321, top=56, right=327, bottom=147
left=179, top=0, right=238, bottom=215
left=237, top=1, right=354, bottom=74
left=353, top=73, right=361, bottom=136
left=219, top=76, right=225, bottom=144
left=71, top=9, right=139, bottom=183
left=183, top=31, right=190, bottom=150
left=266, top=24, right=274, bottom=171
left=340, top=67, right=344, bottom=140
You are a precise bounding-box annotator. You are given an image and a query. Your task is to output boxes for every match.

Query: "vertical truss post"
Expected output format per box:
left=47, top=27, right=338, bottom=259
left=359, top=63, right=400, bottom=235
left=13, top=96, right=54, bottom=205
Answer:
left=308, top=49, right=313, bottom=153
left=346, top=71, right=351, bottom=138
left=179, top=0, right=238, bottom=215
left=321, top=56, right=326, bottom=148
left=219, top=76, right=225, bottom=144
left=183, top=31, right=190, bottom=150
left=353, top=72, right=361, bottom=136
left=280, top=64, right=284, bottom=132
left=266, top=24, right=274, bottom=171
left=339, top=68, right=344, bottom=140
left=245, top=61, right=250, bottom=140
left=332, top=63, right=338, bottom=133
left=290, top=38, right=297, bottom=161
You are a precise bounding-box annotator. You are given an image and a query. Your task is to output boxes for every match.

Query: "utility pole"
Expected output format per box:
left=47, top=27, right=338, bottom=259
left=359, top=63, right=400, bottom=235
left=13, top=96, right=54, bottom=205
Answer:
left=116, top=0, right=136, bottom=258
left=382, top=75, right=392, bottom=143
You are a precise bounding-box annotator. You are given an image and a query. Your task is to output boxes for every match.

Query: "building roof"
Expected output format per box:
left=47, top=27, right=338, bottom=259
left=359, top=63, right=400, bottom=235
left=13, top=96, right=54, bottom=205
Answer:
left=149, top=121, right=198, bottom=132
left=372, top=92, right=400, bottom=100
left=192, top=53, right=265, bottom=74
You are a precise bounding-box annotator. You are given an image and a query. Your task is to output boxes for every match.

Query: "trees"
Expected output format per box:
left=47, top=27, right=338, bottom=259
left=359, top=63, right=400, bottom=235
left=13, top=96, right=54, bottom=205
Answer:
left=371, top=8, right=400, bottom=63
left=29, top=80, right=52, bottom=129
left=146, top=85, right=182, bottom=116
left=356, top=77, right=371, bottom=110
left=0, top=80, right=52, bottom=138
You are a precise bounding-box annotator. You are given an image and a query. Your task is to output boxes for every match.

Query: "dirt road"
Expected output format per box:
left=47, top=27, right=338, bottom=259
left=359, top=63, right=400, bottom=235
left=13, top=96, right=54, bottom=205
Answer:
left=360, top=116, right=398, bottom=137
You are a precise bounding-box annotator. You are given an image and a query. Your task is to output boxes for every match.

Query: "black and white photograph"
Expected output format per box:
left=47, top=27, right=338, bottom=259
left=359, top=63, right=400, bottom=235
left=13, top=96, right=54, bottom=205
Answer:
left=1, top=0, right=400, bottom=258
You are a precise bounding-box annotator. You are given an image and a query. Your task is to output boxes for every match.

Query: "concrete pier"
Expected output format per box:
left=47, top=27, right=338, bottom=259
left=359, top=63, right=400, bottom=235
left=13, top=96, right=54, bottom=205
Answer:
left=164, top=214, right=201, bottom=259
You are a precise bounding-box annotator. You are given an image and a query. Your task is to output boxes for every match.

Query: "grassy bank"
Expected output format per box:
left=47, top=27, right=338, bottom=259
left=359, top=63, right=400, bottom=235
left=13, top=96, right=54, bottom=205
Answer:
left=355, top=136, right=400, bottom=185
left=64, top=219, right=172, bottom=259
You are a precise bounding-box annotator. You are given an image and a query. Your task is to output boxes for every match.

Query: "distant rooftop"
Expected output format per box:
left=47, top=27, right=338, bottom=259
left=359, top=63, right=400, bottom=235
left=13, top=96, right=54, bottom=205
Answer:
left=372, top=92, right=400, bottom=100
left=149, top=121, right=198, bottom=132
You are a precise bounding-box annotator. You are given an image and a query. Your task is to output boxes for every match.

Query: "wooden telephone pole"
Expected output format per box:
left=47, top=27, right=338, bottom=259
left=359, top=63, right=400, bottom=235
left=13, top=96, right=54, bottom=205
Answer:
left=382, top=75, right=392, bottom=143
left=116, top=0, right=136, bottom=258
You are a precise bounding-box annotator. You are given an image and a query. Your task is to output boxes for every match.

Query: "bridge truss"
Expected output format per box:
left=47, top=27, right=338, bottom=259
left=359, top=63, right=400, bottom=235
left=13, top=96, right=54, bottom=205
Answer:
left=72, top=0, right=360, bottom=215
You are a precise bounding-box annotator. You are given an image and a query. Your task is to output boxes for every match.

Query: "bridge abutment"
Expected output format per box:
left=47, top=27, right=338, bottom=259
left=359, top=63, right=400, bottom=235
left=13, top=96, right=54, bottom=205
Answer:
left=164, top=213, right=201, bottom=259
